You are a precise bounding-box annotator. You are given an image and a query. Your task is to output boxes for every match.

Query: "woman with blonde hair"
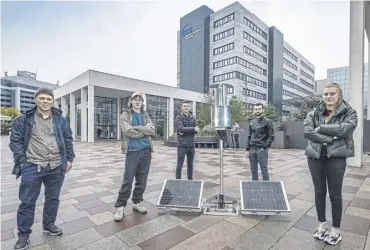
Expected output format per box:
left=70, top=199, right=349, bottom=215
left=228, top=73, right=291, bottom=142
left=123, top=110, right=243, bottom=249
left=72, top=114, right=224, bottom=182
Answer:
left=303, top=82, right=358, bottom=245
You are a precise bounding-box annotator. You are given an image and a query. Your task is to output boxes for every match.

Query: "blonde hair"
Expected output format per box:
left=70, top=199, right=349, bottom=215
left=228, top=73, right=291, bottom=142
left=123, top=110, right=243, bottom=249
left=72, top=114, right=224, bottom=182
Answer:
left=323, top=82, right=344, bottom=121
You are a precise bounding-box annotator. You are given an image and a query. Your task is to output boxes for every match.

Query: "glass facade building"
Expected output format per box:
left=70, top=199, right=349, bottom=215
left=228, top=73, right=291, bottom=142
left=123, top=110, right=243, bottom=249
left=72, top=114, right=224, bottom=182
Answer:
left=327, top=63, right=369, bottom=107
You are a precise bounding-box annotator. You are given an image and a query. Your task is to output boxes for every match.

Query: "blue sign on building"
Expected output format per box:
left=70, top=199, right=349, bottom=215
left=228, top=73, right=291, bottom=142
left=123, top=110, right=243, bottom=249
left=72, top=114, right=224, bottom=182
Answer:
left=182, top=24, right=193, bottom=37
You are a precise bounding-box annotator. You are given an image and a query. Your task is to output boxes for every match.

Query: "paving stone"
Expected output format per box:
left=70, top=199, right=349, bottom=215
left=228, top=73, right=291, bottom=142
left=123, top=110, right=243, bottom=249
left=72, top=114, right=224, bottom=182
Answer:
left=59, top=210, right=90, bottom=223
left=273, top=227, right=325, bottom=250
left=181, top=215, right=225, bottom=233
left=89, top=211, right=115, bottom=225
left=137, top=225, right=194, bottom=250
left=351, top=198, right=370, bottom=210
left=179, top=220, right=246, bottom=250
left=29, top=244, right=52, bottom=250
left=1, top=229, right=15, bottom=241
left=48, top=228, right=103, bottom=250
left=75, top=235, right=130, bottom=250
left=115, top=214, right=184, bottom=246
left=58, top=217, right=97, bottom=236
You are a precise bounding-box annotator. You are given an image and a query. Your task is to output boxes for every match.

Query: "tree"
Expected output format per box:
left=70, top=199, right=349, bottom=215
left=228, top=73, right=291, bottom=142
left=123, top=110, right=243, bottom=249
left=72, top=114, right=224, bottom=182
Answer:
left=1, top=107, right=20, bottom=119
left=285, top=95, right=322, bottom=121
left=229, top=96, right=250, bottom=123
left=263, top=104, right=284, bottom=131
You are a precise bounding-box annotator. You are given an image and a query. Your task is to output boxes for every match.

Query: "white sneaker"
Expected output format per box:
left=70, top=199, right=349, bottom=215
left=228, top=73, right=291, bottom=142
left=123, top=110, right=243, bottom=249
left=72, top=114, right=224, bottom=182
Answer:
left=313, top=221, right=328, bottom=240
left=132, top=203, right=147, bottom=214
left=324, top=227, right=342, bottom=245
left=114, top=207, right=124, bottom=221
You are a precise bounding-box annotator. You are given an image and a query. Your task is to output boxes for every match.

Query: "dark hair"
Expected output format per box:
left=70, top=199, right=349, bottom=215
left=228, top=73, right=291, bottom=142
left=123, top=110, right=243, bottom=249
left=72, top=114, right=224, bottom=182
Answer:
left=235, top=121, right=238, bottom=123
left=182, top=100, right=191, bottom=106
left=34, top=88, right=54, bottom=99
left=254, top=103, right=264, bottom=108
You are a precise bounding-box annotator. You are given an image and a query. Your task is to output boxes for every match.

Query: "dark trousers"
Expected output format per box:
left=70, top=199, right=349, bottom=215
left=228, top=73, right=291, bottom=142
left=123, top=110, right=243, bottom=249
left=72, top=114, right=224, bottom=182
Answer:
left=232, top=134, right=239, bottom=148
left=249, top=147, right=269, bottom=181
left=308, top=157, right=346, bottom=228
left=115, top=147, right=152, bottom=208
left=176, top=147, right=195, bottom=180
left=17, top=163, right=65, bottom=236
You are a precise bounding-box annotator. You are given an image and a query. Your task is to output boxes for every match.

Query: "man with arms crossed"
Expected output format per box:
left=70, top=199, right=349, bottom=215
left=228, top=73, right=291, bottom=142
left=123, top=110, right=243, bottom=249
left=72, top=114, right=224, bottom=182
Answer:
left=114, top=92, right=155, bottom=221
left=175, top=101, right=199, bottom=180
left=245, top=103, right=274, bottom=181
left=10, top=88, right=75, bottom=250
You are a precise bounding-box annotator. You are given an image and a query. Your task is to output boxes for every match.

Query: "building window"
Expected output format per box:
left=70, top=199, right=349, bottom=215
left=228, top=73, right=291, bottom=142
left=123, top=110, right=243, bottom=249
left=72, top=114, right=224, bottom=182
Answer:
left=213, top=43, right=234, bottom=55
left=283, top=69, right=297, bottom=80
left=282, top=89, right=304, bottom=99
left=283, top=47, right=298, bottom=61
left=300, top=70, right=315, bottom=82
left=300, top=61, right=315, bottom=74
left=227, top=87, right=233, bottom=94
left=244, top=88, right=267, bottom=100
left=146, top=94, right=168, bottom=139
left=243, top=17, right=267, bottom=40
left=243, top=32, right=267, bottom=51
left=283, top=58, right=298, bottom=71
left=214, top=13, right=235, bottom=28
left=300, top=78, right=315, bottom=90
left=283, top=79, right=313, bottom=95
left=243, top=46, right=267, bottom=64
left=213, top=71, right=267, bottom=88
left=213, top=72, right=237, bottom=83
left=282, top=110, right=290, bottom=116
left=214, top=28, right=234, bottom=42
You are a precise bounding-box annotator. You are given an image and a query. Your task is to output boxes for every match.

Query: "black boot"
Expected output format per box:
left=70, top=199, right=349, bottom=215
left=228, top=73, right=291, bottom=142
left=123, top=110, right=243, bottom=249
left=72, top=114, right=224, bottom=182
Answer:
left=43, top=225, right=63, bottom=236
left=14, top=235, right=29, bottom=250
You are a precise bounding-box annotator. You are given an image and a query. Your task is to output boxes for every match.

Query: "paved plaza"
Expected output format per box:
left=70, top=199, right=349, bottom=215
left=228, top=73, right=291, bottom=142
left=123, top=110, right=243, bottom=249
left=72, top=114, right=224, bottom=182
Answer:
left=1, top=137, right=370, bottom=250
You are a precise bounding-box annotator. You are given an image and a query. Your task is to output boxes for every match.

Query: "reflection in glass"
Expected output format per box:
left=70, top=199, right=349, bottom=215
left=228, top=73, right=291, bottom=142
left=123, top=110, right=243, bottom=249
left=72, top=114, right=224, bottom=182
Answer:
left=94, top=96, right=117, bottom=139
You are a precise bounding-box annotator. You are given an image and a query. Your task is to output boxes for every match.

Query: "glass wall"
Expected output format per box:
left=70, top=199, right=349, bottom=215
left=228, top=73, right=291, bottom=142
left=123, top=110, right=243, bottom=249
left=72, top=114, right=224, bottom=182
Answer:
left=146, top=94, right=168, bottom=140
left=75, top=98, right=81, bottom=139
left=94, top=97, right=117, bottom=139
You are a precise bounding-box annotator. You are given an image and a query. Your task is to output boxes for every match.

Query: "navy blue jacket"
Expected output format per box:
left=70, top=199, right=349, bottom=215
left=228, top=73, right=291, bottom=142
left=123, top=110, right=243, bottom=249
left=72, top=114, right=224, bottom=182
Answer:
left=9, top=106, right=75, bottom=179
left=175, top=111, right=198, bottom=148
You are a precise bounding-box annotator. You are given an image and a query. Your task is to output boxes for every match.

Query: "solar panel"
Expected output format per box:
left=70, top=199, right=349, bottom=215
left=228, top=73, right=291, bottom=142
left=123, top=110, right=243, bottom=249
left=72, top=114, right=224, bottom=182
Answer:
left=240, top=181, right=291, bottom=215
left=157, top=179, right=204, bottom=211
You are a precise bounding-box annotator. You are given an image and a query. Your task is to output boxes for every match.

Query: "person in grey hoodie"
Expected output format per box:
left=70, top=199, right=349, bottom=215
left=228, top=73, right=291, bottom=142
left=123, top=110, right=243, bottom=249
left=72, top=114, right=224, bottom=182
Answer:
left=304, top=82, right=357, bottom=245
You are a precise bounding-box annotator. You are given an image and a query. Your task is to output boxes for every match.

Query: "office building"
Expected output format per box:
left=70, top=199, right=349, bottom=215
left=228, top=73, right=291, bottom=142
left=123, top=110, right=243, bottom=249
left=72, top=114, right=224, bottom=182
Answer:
left=179, top=5, right=214, bottom=93
left=179, top=1, right=316, bottom=115
left=53, top=70, right=205, bottom=142
left=327, top=63, right=369, bottom=108
left=1, top=71, right=57, bottom=112
left=315, top=79, right=329, bottom=94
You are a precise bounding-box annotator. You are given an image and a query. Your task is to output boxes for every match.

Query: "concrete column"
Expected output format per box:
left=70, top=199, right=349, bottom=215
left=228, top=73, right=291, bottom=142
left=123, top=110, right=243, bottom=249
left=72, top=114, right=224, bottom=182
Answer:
left=69, top=92, right=77, bottom=140
left=61, top=96, right=67, bottom=117
left=368, top=45, right=370, bottom=120
left=142, top=93, right=147, bottom=111
left=347, top=0, right=365, bottom=167
left=54, top=98, right=60, bottom=109
left=117, top=97, right=121, bottom=140
left=80, top=88, right=87, bottom=142
left=168, top=97, right=174, bottom=138
left=192, top=101, right=197, bottom=118
left=87, top=85, right=95, bottom=142
left=15, top=87, right=21, bottom=111
left=69, top=92, right=76, bottom=140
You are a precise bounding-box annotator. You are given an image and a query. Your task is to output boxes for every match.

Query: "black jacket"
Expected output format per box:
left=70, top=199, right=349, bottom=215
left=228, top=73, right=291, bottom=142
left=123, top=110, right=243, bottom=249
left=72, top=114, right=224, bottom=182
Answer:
left=175, top=112, right=197, bottom=148
left=246, top=116, right=274, bottom=150
left=304, top=100, right=357, bottom=159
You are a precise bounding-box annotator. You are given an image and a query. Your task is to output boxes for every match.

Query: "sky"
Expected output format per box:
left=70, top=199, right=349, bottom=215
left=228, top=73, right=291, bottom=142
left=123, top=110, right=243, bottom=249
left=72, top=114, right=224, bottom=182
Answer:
left=1, top=0, right=367, bottom=87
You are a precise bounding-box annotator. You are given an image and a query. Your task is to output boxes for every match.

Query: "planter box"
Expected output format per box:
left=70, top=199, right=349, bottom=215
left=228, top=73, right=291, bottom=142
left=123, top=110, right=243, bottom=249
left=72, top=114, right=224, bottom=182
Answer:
left=271, top=131, right=290, bottom=149
left=164, top=135, right=219, bottom=148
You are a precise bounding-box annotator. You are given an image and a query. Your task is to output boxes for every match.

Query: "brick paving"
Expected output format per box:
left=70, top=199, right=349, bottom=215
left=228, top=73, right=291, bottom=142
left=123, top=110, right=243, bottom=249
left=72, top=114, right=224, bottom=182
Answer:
left=1, top=136, right=370, bottom=250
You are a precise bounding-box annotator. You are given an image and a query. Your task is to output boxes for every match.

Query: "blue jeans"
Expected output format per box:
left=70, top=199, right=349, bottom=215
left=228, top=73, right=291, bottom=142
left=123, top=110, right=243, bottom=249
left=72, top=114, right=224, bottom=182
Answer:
left=115, top=148, right=152, bottom=208
left=249, top=147, right=269, bottom=181
left=17, top=163, right=65, bottom=236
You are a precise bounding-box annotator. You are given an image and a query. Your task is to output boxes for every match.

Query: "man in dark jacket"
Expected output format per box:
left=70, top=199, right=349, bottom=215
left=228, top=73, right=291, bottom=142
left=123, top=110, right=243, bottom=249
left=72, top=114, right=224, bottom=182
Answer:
left=175, top=101, right=199, bottom=180
left=9, top=88, right=75, bottom=250
left=245, top=103, right=274, bottom=181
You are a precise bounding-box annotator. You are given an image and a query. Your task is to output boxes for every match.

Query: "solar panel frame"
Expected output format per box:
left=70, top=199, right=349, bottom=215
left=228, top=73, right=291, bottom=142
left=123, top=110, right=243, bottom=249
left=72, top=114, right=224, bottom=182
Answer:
left=156, top=179, right=204, bottom=210
left=239, top=181, right=291, bottom=215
